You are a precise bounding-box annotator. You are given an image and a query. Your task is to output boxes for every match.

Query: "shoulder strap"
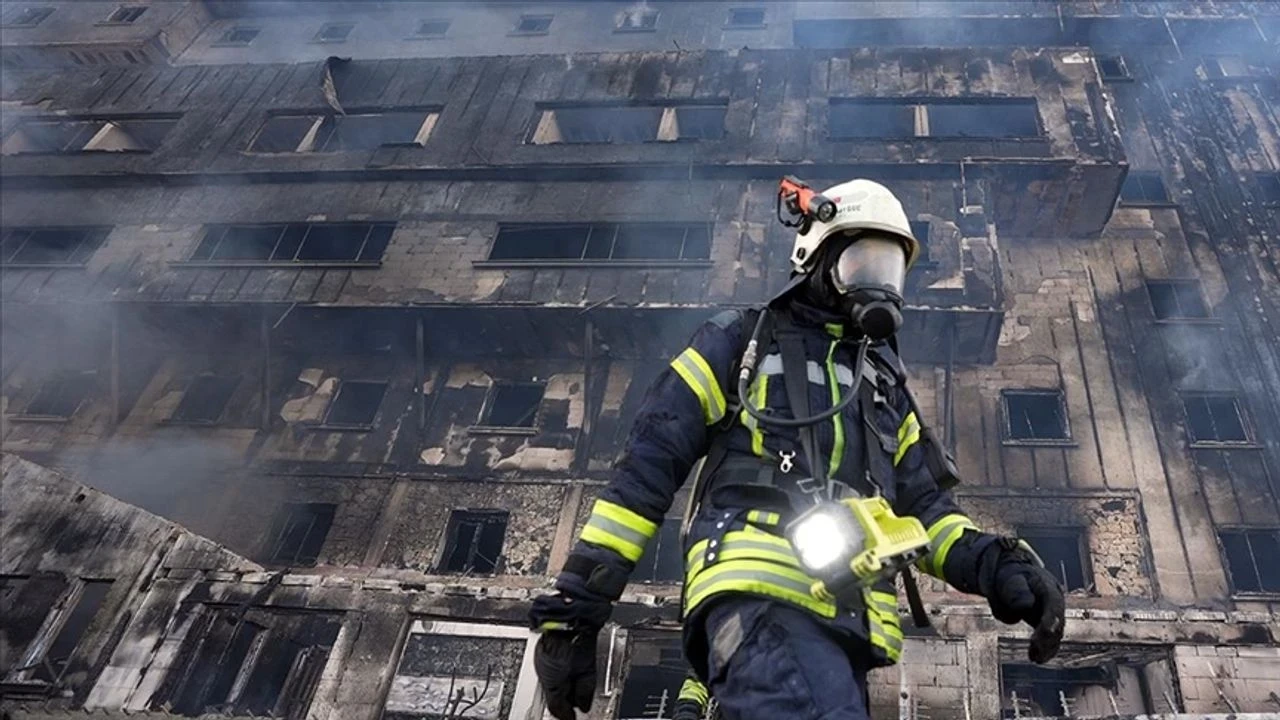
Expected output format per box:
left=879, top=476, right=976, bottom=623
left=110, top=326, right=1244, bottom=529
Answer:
left=773, top=309, right=826, bottom=485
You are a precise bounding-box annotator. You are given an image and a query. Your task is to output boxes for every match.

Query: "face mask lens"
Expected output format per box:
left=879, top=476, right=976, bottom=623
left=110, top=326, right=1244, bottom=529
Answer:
left=830, top=236, right=907, bottom=296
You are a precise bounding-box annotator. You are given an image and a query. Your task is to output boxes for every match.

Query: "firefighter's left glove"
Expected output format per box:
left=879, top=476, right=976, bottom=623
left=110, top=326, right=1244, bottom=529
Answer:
left=530, top=592, right=611, bottom=720
left=980, top=538, right=1066, bottom=665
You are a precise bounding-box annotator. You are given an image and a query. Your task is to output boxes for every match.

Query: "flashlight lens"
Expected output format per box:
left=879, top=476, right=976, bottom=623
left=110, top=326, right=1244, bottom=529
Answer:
left=816, top=200, right=837, bottom=223
left=791, top=513, right=848, bottom=571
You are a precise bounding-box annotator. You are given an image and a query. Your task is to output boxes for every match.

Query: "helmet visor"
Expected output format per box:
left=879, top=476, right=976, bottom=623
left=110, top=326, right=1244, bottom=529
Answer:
left=830, top=235, right=908, bottom=296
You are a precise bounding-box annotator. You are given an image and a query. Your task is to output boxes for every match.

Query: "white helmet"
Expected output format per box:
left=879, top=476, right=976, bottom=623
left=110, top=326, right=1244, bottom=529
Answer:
left=789, top=179, right=920, bottom=274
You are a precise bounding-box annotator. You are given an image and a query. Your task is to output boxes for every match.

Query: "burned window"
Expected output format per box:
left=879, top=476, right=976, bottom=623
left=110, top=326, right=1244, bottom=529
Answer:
left=27, top=580, right=113, bottom=683
left=909, top=221, right=932, bottom=265
left=189, top=223, right=393, bottom=265
left=414, top=19, right=450, bottom=37
left=829, top=100, right=917, bottom=139
left=1003, top=390, right=1069, bottom=442
left=1096, top=54, right=1131, bottom=81
left=1146, top=279, right=1209, bottom=320
left=249, top=110, right=437, bottom=153
left=0, top=574, right=69, bottom=676
left=385, top=625, right=527, bottom=719
left=479, top=382, right=545, bottom=428
left=617, top=8, right=658, bottom=32
left=489, top=223, right=711, bottom=263
left=514, top=14, right=553, bottom=34
left=3, top=117, right=178, bottom=154
left=266, top=503, right=335, bottom=566
left=104, top=5, right=146, bottom=23
left=170, top=374, right=239, bottom=425
left=1182, top=393, right=1250, bottom=444
left=1, top=227, right=108, bottom=266
left=4, top=6, right=54, bottom=27
left=635, top=522, right=683, bottom=583
left=23, top=369, right=97, bottom=419
left=1120, top=172, right=1171, bottom=205
left=927, top=100, right=1040, bottom=138
left=322, top=380, right=386, bottom=428
left=1019, top=528, right=1090, bottom=592
left=1220, top=528, right=1280, bottom=594
left=1000, top=644, right=1178, bottom=718
left=314, top=22, right=353, bottom=43
left=531, top=103, right=723, bottom=144
left=440, top=510, right=508, bottom=575
left=671, top=106, right=727, bottom=140
left=1205, top=54, right=1253, bottom=79
left=618, top=634, right=688, bottom=719
left=726, top=7, right=766, bottom=27
left=163, top=607, right=340, bottom=719
left=1256, top=173, right=1280, bottom=205
left=215, top=26, right=260, bottom=46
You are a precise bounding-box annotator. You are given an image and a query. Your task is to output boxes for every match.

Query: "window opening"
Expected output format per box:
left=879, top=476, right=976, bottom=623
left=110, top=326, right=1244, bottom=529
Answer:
left=314, top=22, right=353, bottom=43
left=927, top=100, right=1040, bottom=138
left=1146, top=280, right=1209, bottom=320
left=24, top=369, right=96, bottom=418
left=1096, top=54, right=1131, bottom=81
left=30, top=580, right=114, bottom=683
left=249, top=111, right=436, bottom=153
left=415, top=18, right=450, bottom=37
left=1, top=228, right=107, bottom=266
left=515, top=14, right=553, bottom=34
left=189, top=223, right=393, bottom=265
left=1182, top=394, right=1249, bottom=444
left=5, top=6, right=53, bottom=27
left=489, top=223, right=711, bottom=262
left=618, top=635, right=688, bottom=719
left=480, top=382, right=545, bottom=428
left=266, top=503, right=335, bottom=566
left=323, top=380, right=386, bottom=427
left=670, top=106, right=726, bottom=140
left=909, top=221, right=932, bottom=265
left=1119, top=172, right=1171, bottom=205
left=171, top=374, right=239, bottom=424
left=1219, top=529, right=1280, bottom=593
left=216, top=26, right=260, bottom=46
left=440, top=510, right=509, bottom=574
left=1000, top=644, right=1178, bottom=718
left=617, top=8, right=658, bottom=31
left=1003, top=390, right=1068, bottom=441
left=1019, top=528, right=1090, bottom=591
left=726, top=7, right=765, bottom=27
left=105, top=5, right=146, bottom=23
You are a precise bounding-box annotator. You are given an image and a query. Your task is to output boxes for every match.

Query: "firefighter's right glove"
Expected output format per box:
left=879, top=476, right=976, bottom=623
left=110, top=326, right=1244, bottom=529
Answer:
left=980, top=538, right=1066, bottom=665
left=530, top=591, right=611, bottom=720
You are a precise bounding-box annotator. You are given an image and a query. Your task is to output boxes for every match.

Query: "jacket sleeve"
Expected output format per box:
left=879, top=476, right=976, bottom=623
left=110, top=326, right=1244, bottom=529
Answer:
left=888, top=385, right=1000, bottom=596
left=558, top=310, right=747, bottom=598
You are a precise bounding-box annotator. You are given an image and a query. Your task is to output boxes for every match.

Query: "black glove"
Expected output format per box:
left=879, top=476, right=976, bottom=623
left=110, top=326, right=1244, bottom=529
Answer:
left=530, top=591, right=612, bottom=720
left=672, top=698, right=706, bottom=720
left=981, top=538, right=1066, bottom=664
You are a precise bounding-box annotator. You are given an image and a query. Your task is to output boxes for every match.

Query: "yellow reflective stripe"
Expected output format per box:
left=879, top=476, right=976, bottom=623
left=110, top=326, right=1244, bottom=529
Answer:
left=825, top=340, right=845, bottom=477
left=868, top=590, right=898, bottom=614
left=750, top=375, right=768, bottom=455
left=538, top=621, right=570, bottom=632
left=685, top=559, right=836, bottom=618
left=678, top=678, right=709, bottom=705
left=747, top=510, right=780, bottom=526
left=894, top=411, right=922, bottom=466
left=865, top=588, right=904, bottom=662
left=671, top=347, right=726, bottom=425
left=581, top=499, right=659, bottom=562
left=919, top=514, right=978, bottom=577
left=685, top=530, right=799, bottom=577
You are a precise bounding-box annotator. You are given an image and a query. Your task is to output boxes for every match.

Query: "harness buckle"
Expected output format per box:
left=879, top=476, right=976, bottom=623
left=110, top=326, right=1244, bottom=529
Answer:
left=779, top=451, right=795, bottom=474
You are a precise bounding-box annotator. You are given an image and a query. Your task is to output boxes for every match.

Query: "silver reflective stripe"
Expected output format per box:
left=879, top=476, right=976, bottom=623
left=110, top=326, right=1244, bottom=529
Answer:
left=685, top=567, right=816, bottom=600
left=586, top=514, right=650, bottom=549
left=870, top=627, right=903, bottom=653
left=758, top=354, right=858, bottom=387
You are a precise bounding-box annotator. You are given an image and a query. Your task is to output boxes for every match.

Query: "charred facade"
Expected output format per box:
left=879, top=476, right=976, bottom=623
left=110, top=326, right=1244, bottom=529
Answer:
left=2, top=2, right=1279, bottom=719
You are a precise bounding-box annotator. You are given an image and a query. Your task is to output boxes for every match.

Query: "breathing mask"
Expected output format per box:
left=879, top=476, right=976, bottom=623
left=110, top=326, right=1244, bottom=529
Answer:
left=827, top=233, right=909, bottom=340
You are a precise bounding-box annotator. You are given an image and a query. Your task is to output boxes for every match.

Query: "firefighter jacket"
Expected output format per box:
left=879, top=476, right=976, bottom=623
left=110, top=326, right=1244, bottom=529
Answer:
left=559, top=299, right=1001, bottom=676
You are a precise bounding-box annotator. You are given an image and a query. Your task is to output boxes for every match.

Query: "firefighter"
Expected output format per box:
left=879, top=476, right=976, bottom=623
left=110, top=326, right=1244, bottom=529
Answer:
left=529, top=179, right=1066, bottom=720
left=672, top=673, right=713, bottom=720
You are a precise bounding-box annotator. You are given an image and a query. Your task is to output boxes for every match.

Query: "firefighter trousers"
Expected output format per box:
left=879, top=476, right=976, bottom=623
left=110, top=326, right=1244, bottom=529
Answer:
left=700, top=597, right=872, bottom=720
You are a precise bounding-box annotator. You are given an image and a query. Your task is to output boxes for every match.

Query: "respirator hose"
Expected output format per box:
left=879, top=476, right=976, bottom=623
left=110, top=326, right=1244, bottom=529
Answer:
left=736, top=317, right=870, bottom=428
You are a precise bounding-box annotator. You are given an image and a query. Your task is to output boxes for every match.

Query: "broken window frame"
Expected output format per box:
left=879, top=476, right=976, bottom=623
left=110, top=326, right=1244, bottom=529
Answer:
left=617, top=632, right=689, bottom=719
left=828, top=97, right=1043, bottom=140
left=474, top=381, right=546, bottom=432
left=185, top=222, right=394, bottom=267
left=438, top=509, right=510, bottom=575
left=246, top=108, right=439, bottom=154
left=312, top=21, right=354, bottom=44
left=5, top=578, right=114, bottom=686
left=3, top=6, right=54, bottom=27
left=168, top=373, right=241, bottom=426
left=1218, top=527, right=1280, bottom=595
left=320, top=379, right=388, bottom=429
left=99, top=4, right=146, bottom=24
left=615, top=8, right=659, bottom=33
left=1119, top=171, right=1173, bottom=206
left=1180, top=392, right=1254, bottom=446
left=1203, top=54, right=1259, bottom=80
left=485, top=222, right=714, bottom=266
left=2, top=116, right=179, bottom=155
left=265, top=502, right=336, bottom=566
left=511, top=13, right=553, bottom=35
left=1096, top=53, right=1133, bottom=82
left=213, top=25, right=261, bottom=46
left=15, top=368, right=98, bottom=421
left=1017, top=526, right=1093, bottom=593
left=1, top=227, right=109, bottom=267
left=1145, top=279, right=1212, bottom=321
left=529, top=102, right=727, bottom=145
left=412, top=18, right=451, bottom=38
left=725, top=7, right=767, bottom=28
left=1001, top=388, right=1072, bottom=445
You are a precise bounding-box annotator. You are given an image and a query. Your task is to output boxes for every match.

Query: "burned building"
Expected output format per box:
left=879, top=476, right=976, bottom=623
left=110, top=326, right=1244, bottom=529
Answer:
left=1, top=1, right=1279, bottom=718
